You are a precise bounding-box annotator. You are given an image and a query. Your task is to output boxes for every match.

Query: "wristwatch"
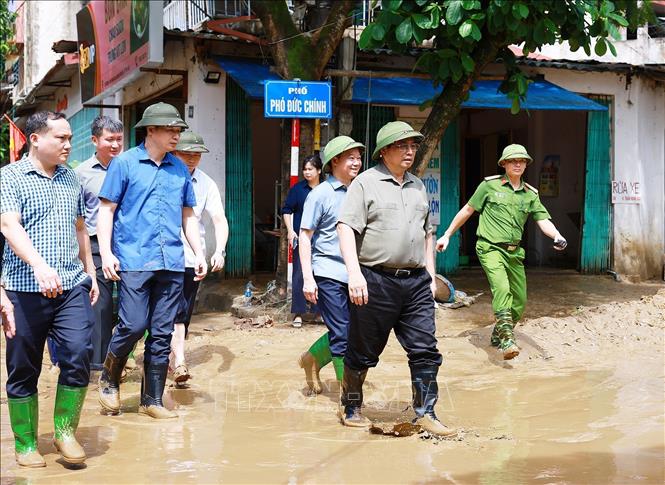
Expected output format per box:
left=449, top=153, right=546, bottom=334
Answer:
left=216, top=250, right=226, bottom=258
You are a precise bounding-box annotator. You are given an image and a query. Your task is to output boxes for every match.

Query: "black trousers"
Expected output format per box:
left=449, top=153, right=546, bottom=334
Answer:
left=345, top=266, right=442, bottom=370
left=5, top=278, right=94, bottom=398
left=90, top=236, right=117, bottom=370
left=175, top=267, right=201, bottom=335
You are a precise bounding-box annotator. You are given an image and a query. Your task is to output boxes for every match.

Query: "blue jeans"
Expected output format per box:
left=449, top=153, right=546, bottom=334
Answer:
left=5, top=278, right=95, bottom=398
left=108, top=271, right=183, bottom=367
left=314, top=276, right=350, bottom=357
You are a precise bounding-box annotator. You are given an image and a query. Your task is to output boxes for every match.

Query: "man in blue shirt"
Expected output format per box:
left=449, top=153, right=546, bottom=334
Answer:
left=1, top=111, right=98, bottom=467
left=96, top=103, right=207, bottom=420
left=297, top=136, right=363, bottom=400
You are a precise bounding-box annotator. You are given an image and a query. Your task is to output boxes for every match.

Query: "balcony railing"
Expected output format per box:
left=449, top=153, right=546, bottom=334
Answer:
left=164, top=0, right=253, bottom=31
left=164, top=0, right=380, bottom=33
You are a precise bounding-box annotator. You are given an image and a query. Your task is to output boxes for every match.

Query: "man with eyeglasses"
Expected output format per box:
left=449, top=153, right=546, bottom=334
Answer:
left=337, top=121, right=455, bottom=437
left=436, top=144, right=567, bottom=360
left=96, top=103, right=207, bottom=419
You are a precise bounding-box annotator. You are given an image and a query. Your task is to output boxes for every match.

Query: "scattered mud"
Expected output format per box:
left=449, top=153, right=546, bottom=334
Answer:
left=1, top=272, right=664, bottom=484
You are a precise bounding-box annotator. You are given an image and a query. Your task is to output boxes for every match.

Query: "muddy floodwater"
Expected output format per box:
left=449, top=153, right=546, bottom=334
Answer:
left=2, top=270, right=664, bottom=484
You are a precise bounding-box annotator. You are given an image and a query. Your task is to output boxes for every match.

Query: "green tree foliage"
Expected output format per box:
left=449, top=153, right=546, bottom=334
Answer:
left=360, top=0, right=653, bottom=175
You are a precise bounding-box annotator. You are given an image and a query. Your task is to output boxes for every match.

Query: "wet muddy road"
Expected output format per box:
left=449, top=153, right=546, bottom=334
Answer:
left=2, top=271, right=664, bottom=484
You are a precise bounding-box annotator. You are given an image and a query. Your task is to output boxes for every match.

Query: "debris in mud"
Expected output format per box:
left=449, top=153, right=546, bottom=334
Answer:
left=233, top=315, right=274, bottom=330
left=231, top=280, right=292, bottom=321
left=419, top=429, right=463, bottom=442
left=369, top=421, right=422, bottom=437
left=439, top=290, right=484, bottom=309
left=490, top=434, right=512, bottom=440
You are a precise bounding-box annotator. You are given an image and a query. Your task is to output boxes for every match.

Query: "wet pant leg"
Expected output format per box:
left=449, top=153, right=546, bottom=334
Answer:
left=505, top=251, right=527, bottom=323
left=476, top=239, right=513, bottom=314
left=345, top=267, right=402, bottom=370
left=108, top=271, right=154, bottom=360
left=143, top=271, right=183, bottom=367
left=175, top=267, right=200, bottom=336
left=49, top=278, right=95, bottom=388
left=90, top=236, right=115, bottom=370
left=5, top=279, right=94, bottom=398
left=314, top=276, right=349, bottom=358
left=392, top=270, right=442, bottom=369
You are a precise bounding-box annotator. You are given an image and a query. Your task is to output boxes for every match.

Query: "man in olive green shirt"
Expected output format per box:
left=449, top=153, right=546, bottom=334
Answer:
left=338, top=121, right=455, bottom=437
left=437, top=144, right=567, bottom=360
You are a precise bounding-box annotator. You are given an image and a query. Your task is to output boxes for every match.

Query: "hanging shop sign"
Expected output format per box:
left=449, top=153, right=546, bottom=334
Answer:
left=538, top=154, right=560, bottom=197
left=611, top=180, right=641, bottom=204
left=77, top=0, right=163, bottom=104
left=264, top=80, right=332, bottom=119
left=423, top=157, right=441, bottom=226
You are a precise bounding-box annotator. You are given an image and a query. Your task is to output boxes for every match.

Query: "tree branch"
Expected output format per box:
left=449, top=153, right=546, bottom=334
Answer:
left=253, top=0, right=300, bottom=78
left=412, top=35, right=504, bottom=177
left=310, top=0, right=355, bottom=77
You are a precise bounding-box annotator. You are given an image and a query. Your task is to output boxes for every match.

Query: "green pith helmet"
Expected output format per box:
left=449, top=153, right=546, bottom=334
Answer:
left=175, top=130, right=209, bottom=153
left=134, top=102, right=188, bottom=129
left=498, top=144, right=533, bottom=166
left=322, top=135, right=364, bottom=168
left=372, top=121, right=423, bottom=159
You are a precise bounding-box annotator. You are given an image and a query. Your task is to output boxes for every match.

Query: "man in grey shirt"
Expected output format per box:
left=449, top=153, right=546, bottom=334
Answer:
left=337, top=121, right=455, bottom=437
left=74, top=116, right=124, bottom=371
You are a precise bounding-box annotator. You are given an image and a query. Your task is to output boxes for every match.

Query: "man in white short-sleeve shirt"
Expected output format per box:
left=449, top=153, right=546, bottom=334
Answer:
left=172, top=131, right=229, bottom=386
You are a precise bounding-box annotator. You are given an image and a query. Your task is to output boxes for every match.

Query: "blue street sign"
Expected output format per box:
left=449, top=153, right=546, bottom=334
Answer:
left=264, top=80, right=332, bottom=119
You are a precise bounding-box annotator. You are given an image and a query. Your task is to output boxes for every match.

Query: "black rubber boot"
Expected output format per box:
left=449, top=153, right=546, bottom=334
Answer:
left=98, top=352, right=128, bottom=414
left=139, top=364, right=176, bottom=419
left=339, top=366, right=371, bottom=428
left=411, top=366, right=456, bottom=437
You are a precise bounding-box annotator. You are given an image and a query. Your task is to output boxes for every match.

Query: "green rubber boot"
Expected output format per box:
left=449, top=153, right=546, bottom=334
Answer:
left=331, top=356, right=345, bottom=382
left=298, top=332, right=332, bottom=394
left=53, top=385, right=88, bottom=464
left=493, top=309, right=520, bottom=360
left=7, top=394, right=45, bottom=467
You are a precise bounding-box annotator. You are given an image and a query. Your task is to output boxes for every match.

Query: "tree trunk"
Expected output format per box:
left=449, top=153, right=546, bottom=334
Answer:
left=254, top=0, right=355, bottom=291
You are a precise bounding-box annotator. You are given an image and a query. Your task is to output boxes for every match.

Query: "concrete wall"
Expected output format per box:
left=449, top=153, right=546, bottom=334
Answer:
left=537, top=27, right=665, bottom=66
left=21, top=1, right=82, bottom=96
left=540, top=68, right=665, bottom=279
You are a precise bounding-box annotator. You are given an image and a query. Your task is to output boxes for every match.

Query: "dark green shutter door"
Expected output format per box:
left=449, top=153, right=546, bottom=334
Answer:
left=580, top=96, right=612, bottom=273
left=436, top=119, right=460, bottom=275
left=225, top=78, right=253, bottom=277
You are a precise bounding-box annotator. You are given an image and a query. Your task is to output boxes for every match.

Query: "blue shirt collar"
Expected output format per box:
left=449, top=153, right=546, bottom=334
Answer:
left=136, top=142, right=176, bottom=165
left=327, top=175, right=347, bottom=190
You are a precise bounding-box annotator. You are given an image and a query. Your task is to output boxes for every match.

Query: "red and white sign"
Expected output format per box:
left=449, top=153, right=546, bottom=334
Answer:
left=611, top=180, right=641, bottom=204
left=76, top=0, right=163, bottom=104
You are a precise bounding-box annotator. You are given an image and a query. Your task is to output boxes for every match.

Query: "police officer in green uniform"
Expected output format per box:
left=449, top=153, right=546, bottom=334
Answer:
left=437, top=144, right=567, bottom=360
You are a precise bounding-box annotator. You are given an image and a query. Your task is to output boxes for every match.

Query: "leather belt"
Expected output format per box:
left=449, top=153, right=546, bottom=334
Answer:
left=367, top=265, right=425, bottom=278
left=480, top=237, right=520, bottom=252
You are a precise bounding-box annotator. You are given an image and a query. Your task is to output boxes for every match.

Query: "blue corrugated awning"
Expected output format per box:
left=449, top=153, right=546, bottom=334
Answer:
left=215, top=57, right=281, bottom=99
left=216, top=57, right=607, bottom=111
left=352, top=77, right=607, bottom=111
